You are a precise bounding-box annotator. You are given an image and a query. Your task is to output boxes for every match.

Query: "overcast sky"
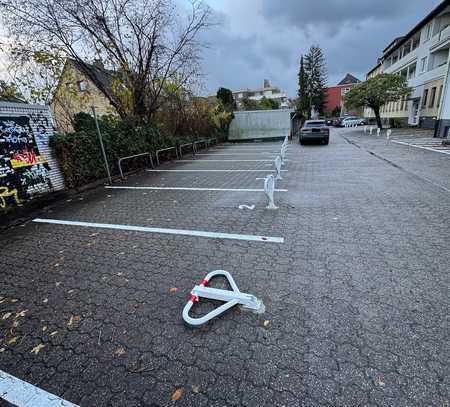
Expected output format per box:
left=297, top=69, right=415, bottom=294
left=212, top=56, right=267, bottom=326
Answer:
left=0, top=1, right=444, bottom=98
left=200, top=0, right=443, bottom=97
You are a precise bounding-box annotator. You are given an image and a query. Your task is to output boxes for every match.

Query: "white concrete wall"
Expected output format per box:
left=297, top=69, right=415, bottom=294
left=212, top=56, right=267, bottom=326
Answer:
left=229, top=109, right=293, bottom=141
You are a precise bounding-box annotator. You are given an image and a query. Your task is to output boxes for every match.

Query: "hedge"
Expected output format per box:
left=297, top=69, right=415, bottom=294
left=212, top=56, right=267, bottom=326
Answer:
left=51, top=113, right=221, bottom=189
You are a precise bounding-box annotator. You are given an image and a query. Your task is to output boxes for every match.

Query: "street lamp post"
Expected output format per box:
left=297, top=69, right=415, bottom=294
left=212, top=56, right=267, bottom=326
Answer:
left=91, top=105, right=112, bottom=185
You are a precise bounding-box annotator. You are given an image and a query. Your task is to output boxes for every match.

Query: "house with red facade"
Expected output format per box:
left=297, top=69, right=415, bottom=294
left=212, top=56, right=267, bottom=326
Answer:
left=324, top=73, right=361, bottom=117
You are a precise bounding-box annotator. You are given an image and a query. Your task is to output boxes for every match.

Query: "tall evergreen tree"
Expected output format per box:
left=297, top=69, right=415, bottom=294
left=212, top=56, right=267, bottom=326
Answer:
left=297, top=55, right=310, bottom=118
left=304, top=45, right=327, bottom=116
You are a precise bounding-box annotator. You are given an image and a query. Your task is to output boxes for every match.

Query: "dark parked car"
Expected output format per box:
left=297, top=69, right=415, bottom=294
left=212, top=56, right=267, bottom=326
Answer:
left=299, top=120, right=329, bottom=145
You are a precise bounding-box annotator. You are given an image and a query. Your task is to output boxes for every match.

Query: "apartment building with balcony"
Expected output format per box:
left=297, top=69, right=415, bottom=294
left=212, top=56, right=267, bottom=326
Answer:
left=232, top=80, right=290, bottom=109
left=364, top=0, right=450, bottom=137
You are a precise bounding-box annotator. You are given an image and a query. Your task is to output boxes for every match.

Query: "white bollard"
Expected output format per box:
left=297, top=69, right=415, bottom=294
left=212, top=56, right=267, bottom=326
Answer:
left=364, top=126, right=367, bottom=133
left=274, top=156, right=282, bottom=180
left=280, top=144, right=287, bottom=166
left=264, top=174, right=278, bottom=210
left=377, top=128, right=381, bottom=137
left=369, top=126, right=373, bottom=135
left=386, top=129, right=392, bottom=144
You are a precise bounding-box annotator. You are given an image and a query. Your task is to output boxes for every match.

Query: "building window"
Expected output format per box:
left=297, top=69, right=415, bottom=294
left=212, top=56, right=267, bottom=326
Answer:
left=425, top=23, right=432, bottom=41
left=429, top=87, right=437, bottom=108
left=420, top=57, right=428, bottom=73
left=422, top=89, right=429, bottom=108
left=77, top=80, right=88, bottom=92
left=408, top=63, right=416, bottom=79
left=437, top=85, right=443, bottom=107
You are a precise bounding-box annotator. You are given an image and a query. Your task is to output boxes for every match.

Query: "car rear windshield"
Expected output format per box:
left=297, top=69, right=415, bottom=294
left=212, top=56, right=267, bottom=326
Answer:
left=305, top=121, right=326, bottom=128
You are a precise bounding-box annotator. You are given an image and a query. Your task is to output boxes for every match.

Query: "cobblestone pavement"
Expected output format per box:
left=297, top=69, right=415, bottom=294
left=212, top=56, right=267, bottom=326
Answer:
left=0, top=130, right=449, bottom=406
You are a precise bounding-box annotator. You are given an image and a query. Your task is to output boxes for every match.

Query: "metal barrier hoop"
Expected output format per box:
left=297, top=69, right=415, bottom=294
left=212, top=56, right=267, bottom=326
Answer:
left=118, top=152, right=154, bottom=179
left=179, top=143, right=194, bottom=157
left=156, top=146, right=179, bottom=166
left=193, top=140, right=207, bottom=154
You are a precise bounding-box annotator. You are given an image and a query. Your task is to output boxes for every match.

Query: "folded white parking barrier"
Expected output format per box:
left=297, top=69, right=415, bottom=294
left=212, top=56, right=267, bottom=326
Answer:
left=264, top=174, right=278, bottom=210
left=275, top=155, right=283, bottom=180
left=182, top=270, right=264, bottom=326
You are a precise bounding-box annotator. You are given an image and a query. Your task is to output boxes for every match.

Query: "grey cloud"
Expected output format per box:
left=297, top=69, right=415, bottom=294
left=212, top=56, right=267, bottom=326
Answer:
left=260, top=0, right=437, bottom=31
left=199, top=1, right=444, bottom=97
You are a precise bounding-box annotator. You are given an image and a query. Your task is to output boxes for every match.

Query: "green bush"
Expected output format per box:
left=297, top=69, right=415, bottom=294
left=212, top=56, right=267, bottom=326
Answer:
left=389, top=118, right=403, bottom=129
left=51, top=113, right=219, bottom=189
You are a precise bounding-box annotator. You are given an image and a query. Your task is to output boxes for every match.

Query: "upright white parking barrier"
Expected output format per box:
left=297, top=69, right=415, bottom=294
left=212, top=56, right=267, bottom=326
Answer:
left=274, top=156, right=283, bottom=180
left=182, top=270, right=264, bottom=326
left=369, top=126, right=373, bottom=135
left=264, top=174, right=278, bottom=210
left=377, top=128, right=381, bottom=137
left=364, top=126, right=367, bottom=134
left=386, top=129, right=392, bottom=144
left=280, top=144, right=287, bottom=166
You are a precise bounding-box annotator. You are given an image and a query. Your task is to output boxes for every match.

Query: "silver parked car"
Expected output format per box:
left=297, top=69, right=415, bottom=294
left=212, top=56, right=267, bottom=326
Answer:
left=299, top=120, right=330, bottom=145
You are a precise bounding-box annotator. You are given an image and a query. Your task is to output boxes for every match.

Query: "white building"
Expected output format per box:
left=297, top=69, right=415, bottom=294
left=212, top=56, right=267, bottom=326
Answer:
left=364, top=0, right=450, bottom=137
left=232, top=79, right=290, bottom=109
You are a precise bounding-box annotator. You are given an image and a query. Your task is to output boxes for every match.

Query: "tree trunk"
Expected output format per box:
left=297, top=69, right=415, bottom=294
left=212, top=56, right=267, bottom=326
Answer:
left=373, top=106, right=383, bottom=129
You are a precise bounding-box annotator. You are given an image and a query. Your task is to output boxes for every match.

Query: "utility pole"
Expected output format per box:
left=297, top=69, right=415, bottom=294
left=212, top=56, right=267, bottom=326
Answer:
left=91, top=106, right=112, bottom=185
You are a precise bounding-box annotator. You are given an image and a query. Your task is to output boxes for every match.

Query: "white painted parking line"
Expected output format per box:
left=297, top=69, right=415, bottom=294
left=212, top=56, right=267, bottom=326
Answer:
left=0, top=369, right=79, bottom=407
left=146, top=169, right=288, bottom=172
left=33, top=219, right=285, bottom=243
left=176, top=159, right=287, bottom=162
left=196, top=153, right=278, bottom=156
left=106, top=186, right=288, bottom=192
left=392, top=140, right=450, bottom=155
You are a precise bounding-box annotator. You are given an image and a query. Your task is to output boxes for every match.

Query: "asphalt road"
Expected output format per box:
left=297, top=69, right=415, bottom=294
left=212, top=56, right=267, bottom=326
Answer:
left=0, top=128, right=448, bottom=406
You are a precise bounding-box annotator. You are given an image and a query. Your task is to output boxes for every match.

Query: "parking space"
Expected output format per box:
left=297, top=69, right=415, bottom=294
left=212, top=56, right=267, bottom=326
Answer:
left=1, top=133, right=449, bottom=406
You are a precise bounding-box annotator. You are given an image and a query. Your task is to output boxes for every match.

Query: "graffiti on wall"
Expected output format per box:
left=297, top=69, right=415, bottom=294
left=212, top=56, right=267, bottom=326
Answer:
left=0, top=116, right=53, bottom=209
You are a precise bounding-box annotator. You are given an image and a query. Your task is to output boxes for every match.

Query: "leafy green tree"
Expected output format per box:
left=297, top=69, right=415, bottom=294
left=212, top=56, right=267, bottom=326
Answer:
left=304, top=45, right=327, bottom=116
left=331, top=105, right=341, bottom=118
left=0, top=80, right=23, bottom=100
left=240, top=96, right=259, bottom=111
left=216, top=87, right=236, bottom=111
left=344, top=73, right=411, bottom=129
left=259, top=96, right=279, bottom=110
left=297, top=55, right=309, bottom=118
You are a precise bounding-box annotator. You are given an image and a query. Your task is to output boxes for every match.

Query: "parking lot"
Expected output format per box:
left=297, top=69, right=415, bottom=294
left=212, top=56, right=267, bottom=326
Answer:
left=0, top=130, right=449, bottom=406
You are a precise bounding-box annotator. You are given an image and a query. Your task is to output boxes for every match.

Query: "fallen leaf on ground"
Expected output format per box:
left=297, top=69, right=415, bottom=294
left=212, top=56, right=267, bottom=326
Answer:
left=67, top=315, right=81, bottom=328
left=191, top=385, right=200, bottom=394
left=55, top=282, right=62, bottom=287
left=375, top=378, right=385, bottom=387
left=0, top=348, right=5, bottom=353
left=114, top=347, right=126, bottom=356
left=15, top=310, right=28, bottom=318
left=171, top=388, right=183, bottom=401
left=89, top=233, right=99, bottom=237
left=262, top=320, right=270, bottom=328
left=30, top=343, right=45, bottom=354
left=7, top=337, right=18, bottom=345
left=10, top=299, right=18, bottom=303
left=42, top=326, right=48, bottom=332
left=2, top=312, right=12, bottom=320
left=50, top=331, right=58, bottom=336
left=169, top=287, right=178, bottom=293
left=67, top=290, right=74, bottom=294
left=43, top=298, right=48, bottom=303
left=0, top=299, right=6, bottom=304
left=12, top=320, right=19, bottom=328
